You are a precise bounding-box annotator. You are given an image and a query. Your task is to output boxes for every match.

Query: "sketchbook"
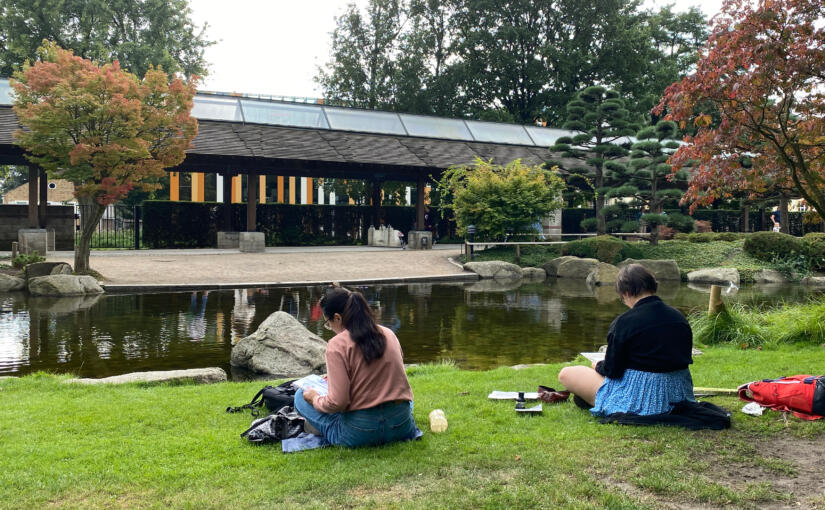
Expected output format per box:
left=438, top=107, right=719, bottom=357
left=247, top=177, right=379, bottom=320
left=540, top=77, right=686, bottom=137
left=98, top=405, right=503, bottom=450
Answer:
left=580, top=352, right=606, bottom=364
left=292, top=374, right=329, bottom=396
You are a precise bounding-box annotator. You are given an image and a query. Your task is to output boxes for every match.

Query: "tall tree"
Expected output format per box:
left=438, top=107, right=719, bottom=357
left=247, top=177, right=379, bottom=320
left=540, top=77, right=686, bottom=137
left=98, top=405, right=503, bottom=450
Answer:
left=12, top=43, right=198, bottom=272
left=550, top=86, right=639, bottom=234
left=0, top=165, right=27, bottom=198
left=655, top=0, right=825, bottom=225
left=0, top=0, right=212, bottom=78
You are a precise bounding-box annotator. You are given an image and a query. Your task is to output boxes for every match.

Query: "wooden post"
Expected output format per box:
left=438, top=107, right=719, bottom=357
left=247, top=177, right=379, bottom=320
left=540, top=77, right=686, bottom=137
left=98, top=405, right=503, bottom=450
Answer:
left=708, top=285, right=725, bottom=315
left=11, top=242, right=18, bottom=260
left=38, top=168, right=47, bottom=228
left=515, top=244, right=521, bottom=264
left=246, top=171, right=258, bottom=232
left=27, top=166, right=38, bottom=227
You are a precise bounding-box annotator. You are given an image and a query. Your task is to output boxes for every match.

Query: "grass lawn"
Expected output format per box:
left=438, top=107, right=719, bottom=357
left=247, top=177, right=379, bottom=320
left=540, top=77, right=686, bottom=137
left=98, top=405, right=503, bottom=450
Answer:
left=2, top=346, right=825, bottom=509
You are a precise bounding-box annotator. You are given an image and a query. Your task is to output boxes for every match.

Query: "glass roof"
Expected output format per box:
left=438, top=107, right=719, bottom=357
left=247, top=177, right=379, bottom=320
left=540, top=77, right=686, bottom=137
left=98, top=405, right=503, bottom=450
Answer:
left=191, top=96, right=244, bottom=122
left=399, top=114, right=474, bottom=141
left=464, top=120, right=534, bottom=145
left=240, top=99, right=329, bottom=129
left=524, top=126, right=570, bottom=146
left=324, top=107, right=407, bottom=136
left=0, top=79, right=13, bottom=105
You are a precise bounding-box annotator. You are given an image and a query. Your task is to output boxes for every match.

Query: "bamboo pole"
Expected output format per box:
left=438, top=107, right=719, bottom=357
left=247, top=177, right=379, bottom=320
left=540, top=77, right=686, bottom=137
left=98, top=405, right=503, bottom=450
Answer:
left=708, top=285, right=725, bottom=315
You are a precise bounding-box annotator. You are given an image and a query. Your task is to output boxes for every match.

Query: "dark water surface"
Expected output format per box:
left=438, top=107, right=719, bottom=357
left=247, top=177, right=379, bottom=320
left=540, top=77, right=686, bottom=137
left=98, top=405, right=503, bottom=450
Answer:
left=1, top=280, right=820, bottom=379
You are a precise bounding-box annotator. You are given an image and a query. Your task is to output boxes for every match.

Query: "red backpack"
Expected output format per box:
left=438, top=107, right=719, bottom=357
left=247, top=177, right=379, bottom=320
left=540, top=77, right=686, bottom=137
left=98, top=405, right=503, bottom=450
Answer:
left=738, top=375, right=825, bottom=420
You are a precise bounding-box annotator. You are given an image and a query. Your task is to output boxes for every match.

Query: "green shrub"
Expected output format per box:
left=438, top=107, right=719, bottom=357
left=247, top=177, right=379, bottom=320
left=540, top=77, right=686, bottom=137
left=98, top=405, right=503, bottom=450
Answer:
left=665, top=212, right=695, bottom=233
left=803, top=232, right=825, bottom=271
left=561, top=235, right=643, bottom=263
left=743, top=231, right=804, bottom=262
left=12, top=251, right=45, bottom=268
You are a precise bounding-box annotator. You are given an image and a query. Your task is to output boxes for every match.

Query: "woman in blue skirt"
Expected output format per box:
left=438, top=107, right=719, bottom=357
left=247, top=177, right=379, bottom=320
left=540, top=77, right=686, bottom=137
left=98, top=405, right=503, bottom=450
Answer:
left=558, top=264, right=694, bottom=417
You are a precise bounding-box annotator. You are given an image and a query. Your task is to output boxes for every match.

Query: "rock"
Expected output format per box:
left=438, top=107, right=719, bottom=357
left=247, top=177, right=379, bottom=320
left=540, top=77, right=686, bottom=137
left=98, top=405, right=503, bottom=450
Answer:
left=28, top=275, right=104, bottom=296
left=65, top=368, right=227, bottom=385
left=465, top=278, right=523, bottom=293
left=618, top=259, right=681, bottom=281
left=586, top=262, right=620, bottom=287
left=686, top=268, right=740, bottom=286
left=50, top=263, right=73, bottom=275
left=0, top=274, right=25, bottom=292
left=25, top=262, right=71, bottom=280
left=231, top=311, right=327, bottom=376
left=753, top=269, right=789, bottom=284
left=598, top=345, right=608, bottom=353
left=28, top=295, right=102, bottom=314
left=541, top=256, right=578, bottom=278
left=801, top=276, right=825, bottom=287
left=463, top=261, right=523, bottom=279
left=521, top=267, right=547, bottom=281
left=556, top=257, right=600, bottom=279
left=510, top=363, right=548, bottom=370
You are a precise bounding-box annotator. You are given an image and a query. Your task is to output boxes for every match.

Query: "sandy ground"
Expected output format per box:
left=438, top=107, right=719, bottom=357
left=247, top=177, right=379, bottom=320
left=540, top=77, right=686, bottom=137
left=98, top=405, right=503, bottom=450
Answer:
left=44, top=246, right=465, bottom=285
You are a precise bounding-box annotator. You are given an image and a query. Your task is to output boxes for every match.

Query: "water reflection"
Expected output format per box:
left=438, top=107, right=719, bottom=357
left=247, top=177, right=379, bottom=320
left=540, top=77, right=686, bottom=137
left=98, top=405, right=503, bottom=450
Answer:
left=0, top=280, right=821, bottom=379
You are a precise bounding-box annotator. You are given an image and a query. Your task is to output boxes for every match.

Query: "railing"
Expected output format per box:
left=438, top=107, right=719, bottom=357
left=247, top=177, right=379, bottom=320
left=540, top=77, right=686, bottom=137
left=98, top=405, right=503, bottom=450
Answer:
left=462, top=232, right=652, bottom=259
left=74, top=204, right=142, bottom=249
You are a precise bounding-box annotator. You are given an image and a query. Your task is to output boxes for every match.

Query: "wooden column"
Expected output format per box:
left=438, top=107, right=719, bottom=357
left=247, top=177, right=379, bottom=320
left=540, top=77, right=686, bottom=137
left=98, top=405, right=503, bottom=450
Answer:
left=306, top=178, right=313, bottom=204
left=247, top=171, right=257, bottom=232
left=288, top=176, right=296, bottom=204
left=38, top=168, right=47, bottom=228
left=231, top=175, right=242, bottom=203
left=191, top=172, right=205, bottom=202
left=222, top=173, right=232, bottom=230
left=372, top=180, right=382, bottom=227
left=27, top=166, right=38, bottom=227
left=416, top=175, right=426, bottom=230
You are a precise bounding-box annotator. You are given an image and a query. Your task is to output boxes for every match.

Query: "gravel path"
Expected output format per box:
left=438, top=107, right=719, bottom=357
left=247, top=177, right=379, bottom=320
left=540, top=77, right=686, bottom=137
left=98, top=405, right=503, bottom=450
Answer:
left=46, top=246, right=465, bottom=285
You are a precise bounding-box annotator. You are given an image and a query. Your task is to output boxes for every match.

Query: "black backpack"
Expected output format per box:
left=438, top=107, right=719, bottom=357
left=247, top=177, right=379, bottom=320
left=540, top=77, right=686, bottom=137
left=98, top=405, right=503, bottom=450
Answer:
left=226, top=379, right=297, bottom=417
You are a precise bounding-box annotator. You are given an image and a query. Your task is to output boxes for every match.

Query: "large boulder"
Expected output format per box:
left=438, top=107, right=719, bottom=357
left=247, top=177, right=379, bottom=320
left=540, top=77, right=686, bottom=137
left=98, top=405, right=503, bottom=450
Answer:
left=617, top=259, right=681, bottom=281
left=541, top=256, right=578, bottom=278
left=556, top=257, right=600, bottom=279
left=463, top=261, right=523, bottom=279
left=801, top=276, right=825, bottom=287
left=521, top=267, right=547, bottom=281
left=753, top=269, right=789, bottom=284
left=686, top=268, right=740, bottom=286
left=28, top=275, right=104, bottom=296
left=465, top=278, right=523, bottom=293
left=65, top=368, right=226, bottom=385
left=0, top=274, right=25, bottom=292
left=586, top=262, right=620, bottom=287
left=231, top=311, right=327, bottom=376
left=25, top=262, right=71, bottom=280
left=50, top=263, right=73, bottom=275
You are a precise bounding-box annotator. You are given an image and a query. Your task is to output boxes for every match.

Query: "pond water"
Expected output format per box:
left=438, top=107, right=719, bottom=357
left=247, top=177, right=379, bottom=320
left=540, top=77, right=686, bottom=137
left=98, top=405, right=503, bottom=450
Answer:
left=0, top=280, right=821, bottom=379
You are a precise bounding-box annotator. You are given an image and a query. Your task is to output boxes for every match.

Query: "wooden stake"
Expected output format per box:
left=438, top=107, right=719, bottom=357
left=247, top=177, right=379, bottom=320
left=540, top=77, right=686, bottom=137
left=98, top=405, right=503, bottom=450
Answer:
left=515, top=244, right=520, bottom=263
left=708, top=284, right=725, bottom=315
left=11, top=241, right=18, bottom=260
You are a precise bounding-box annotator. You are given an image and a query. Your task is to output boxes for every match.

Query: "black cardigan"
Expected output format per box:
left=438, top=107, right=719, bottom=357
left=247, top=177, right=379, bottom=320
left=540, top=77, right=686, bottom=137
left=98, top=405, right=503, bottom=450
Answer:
left=595, top=296, right=693, bottom=379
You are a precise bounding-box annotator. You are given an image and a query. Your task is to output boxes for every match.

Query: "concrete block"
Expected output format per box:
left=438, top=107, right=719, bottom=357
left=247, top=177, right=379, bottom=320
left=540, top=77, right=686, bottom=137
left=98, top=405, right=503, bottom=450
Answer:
left=217, top=231, right=240, bottom=249
left=18, top=229, right=49, bottom=255
left=408, top=230, right=432, bottom=250
left=239, top=232, right=265, bottom=253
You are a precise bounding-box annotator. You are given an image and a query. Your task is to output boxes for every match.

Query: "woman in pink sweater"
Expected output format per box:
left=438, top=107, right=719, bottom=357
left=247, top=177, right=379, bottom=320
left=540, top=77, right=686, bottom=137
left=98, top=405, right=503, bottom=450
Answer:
left=295, top=285, right=417, bottom=447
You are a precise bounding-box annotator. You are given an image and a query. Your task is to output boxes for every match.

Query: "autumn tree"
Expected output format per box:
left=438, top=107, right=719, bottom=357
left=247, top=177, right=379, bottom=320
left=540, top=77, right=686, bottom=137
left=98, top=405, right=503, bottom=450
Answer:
left=12, top=43, right=198, bottom=272
left=655, top=0, right=825, bottom=225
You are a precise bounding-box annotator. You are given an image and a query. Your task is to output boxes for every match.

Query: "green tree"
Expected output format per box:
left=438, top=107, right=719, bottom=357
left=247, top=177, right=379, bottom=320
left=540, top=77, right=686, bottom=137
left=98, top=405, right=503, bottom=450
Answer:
left=606, top=120, right=688, bottom=245
left=435, top=158, right=565, bottom=239
left=0, top=165, right=27, bottom=198
left=550, top=86, right=639, bottom=234
left=12, top=43, right=198, bottom=272
left=0, top=0, right=212, bottom=78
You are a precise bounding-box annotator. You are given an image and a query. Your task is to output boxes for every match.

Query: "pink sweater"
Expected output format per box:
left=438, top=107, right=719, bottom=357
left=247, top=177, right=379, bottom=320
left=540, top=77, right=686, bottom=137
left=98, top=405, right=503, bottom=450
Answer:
left=311, top=325, right=413, bottom=413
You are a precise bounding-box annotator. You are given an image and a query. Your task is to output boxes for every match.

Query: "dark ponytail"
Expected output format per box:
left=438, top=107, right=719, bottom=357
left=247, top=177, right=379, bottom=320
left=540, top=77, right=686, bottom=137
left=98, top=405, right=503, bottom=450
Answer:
left=320, top=286, right=386, bottom=363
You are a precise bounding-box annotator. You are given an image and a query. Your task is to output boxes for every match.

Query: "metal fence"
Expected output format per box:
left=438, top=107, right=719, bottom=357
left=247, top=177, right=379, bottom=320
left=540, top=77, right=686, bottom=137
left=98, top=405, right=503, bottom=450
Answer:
left=74, top=204, right=141, bottom=249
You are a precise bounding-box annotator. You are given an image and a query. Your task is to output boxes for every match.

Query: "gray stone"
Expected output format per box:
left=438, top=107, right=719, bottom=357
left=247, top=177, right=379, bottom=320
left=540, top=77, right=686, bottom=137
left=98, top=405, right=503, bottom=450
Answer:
left=28, top=295, right=102, bottom=314
left=465, top=278, right=523, bottom=293
left=511, top=363, right=548, bottom=370
left=521, top=267, right=547, bottom=281
left=753, top=269, right=789, bottom=284
left=686, top=268, right=740, bottom=286
left=217, top=231, right=240, bottom=249
left=50, top=263, right=73, bottom=275
left=18, top=228, right=49, bottom=255
left=463, top=261, right=523, bottom=280
left=801, top=276, right=825, bottom=287
left=231, top=311, right=327, bottom=376
left=239, top=232, right=265, bottom=253
left=408, top=230, right=433, bottom=250
left=65, top=368, right=227, bottom=385
left=0, top=274, right=25, bottom=292
left=25, top=261, right=69, bottom=280
left=618, top=259, right=681, bottom=281
left=556, top=257, right=600, bottom=279
left=28, top=275, right=104, bottom=296
left=586, top=262, right=620, bottom=287
left=692, top=348, right=704, bottom=356
left=541, top=256, right=578, bottom=278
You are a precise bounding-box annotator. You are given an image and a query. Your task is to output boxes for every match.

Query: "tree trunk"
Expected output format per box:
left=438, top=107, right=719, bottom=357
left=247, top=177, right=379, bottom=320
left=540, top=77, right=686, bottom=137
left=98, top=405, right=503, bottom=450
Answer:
left=779, top=195, right=790, bottom=234
left=75, top=195, right=106, bottom=274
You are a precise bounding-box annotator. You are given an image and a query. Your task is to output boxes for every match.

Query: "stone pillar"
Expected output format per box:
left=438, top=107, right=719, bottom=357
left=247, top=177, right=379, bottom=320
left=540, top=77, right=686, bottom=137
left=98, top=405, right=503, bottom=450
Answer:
left=416, top=175, right=426, bottom=230
left=38, top=168, right=48, bottom=228
left=28, top=166, right=38, bottom=227
left=246, top=171, right=257, bottom=232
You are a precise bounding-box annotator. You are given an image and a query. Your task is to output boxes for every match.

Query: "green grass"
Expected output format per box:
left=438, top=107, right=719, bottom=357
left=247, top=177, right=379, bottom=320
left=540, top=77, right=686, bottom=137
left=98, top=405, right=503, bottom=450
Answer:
left=637, top=239, right=782, bottom=282
left=2, top=347, right=825, bottom=509
left=465, top=244, right=561, bottom=267
left=693, top=299, right=825, bottom=348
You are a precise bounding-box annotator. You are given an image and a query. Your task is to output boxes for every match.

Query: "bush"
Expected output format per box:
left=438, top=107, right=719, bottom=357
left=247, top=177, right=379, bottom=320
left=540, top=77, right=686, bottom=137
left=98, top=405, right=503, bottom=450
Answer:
left=803, top=233, right=825, bottom=271
left=561, top=235, right=643, bottom=264
left=673, top=232, right=746, bottom=243
left=665, top=212, right=695, bottom=233
left=743, top=231, right=804, bottom=262
left=12, top=251, right=45, bottom=268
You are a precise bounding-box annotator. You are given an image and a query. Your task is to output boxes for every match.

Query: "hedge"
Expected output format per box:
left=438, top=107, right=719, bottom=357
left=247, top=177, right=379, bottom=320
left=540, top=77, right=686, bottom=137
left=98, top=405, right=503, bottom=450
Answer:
left=560, top=235, right=644, bottom=264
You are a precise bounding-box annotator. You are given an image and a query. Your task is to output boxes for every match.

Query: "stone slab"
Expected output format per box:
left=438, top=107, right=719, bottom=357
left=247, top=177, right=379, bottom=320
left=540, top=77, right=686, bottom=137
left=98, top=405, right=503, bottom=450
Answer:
left=18, top=229, right=49, bottom=255
left=407, top=230, right=432, bottom=250
left=239, top=232, right=265, bottom=253
left=65, top=367, right=227, bottom=385
left=217, top=231, right=240, bottom=249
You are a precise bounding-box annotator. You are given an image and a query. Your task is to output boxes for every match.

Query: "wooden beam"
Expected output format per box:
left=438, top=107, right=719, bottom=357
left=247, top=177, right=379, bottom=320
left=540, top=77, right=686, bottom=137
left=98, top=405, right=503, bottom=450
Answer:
left=38, top=167, right=47, bottom=228
left=246, top=171, right=257, bottom=232
left=170, top=172, right=180, bottom=201
left=27, top=166, right=38, bottom=227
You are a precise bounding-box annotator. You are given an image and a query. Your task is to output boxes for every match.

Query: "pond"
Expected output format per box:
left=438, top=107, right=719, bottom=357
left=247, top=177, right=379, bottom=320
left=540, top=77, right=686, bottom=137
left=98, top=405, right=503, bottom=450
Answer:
left=0, top=280, right=820, bottom=379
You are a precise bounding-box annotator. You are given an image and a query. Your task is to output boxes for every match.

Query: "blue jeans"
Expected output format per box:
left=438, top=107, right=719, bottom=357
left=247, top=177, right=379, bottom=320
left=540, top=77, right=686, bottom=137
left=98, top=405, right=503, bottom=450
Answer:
left=294, top=388, right=416, bottom=448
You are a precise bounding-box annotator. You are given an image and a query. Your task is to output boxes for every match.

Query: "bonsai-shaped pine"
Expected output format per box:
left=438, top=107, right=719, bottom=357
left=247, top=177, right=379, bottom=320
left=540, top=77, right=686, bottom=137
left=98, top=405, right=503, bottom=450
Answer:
left=12, top=42, right=198, bottom=273
left=435, top=158, right=565, bottom=241
left=549, top=86, right=638, bottom=234
left=607, top=120, right=689, bottom=245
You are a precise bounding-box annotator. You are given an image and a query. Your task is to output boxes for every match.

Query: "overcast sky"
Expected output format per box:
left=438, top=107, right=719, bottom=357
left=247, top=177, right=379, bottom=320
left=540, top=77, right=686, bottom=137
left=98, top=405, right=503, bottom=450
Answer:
left=188, top=0, right=723, bottom=98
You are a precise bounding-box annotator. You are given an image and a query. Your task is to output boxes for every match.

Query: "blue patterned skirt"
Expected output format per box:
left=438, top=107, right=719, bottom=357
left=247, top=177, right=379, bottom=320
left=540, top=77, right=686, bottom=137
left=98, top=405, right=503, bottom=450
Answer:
left=591, top=368, right=694, bottom=417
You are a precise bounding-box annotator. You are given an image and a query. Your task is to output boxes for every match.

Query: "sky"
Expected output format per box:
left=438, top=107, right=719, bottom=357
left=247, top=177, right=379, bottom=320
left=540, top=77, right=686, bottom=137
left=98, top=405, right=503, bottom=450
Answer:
left=188, top=0, right=724, bottom=99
